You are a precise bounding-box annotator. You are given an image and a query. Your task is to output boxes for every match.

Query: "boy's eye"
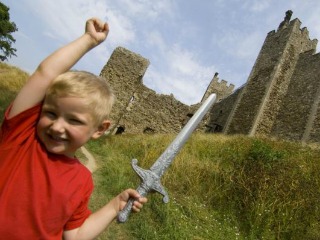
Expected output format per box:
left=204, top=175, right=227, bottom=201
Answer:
left=69, top=119, right=84, bottom=125
left=44, top=111, right=56, bottom=119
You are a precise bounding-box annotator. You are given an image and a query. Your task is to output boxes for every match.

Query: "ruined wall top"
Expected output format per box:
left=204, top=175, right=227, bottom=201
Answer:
left=99, top=47, right=196, bottom=134
left=201, top=72, right=234, bottom=102
left=277, top=10, right=293, bottom=30
left=268, top=10, right=318, bottom=51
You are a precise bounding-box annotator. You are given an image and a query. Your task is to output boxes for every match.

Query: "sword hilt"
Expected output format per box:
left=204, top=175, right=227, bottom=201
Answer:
left=117, top=158, right=169, bottom=223
left=117, top=185, right=147, bottom=223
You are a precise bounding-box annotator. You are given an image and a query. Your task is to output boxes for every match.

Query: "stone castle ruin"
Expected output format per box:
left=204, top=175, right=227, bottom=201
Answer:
left=100, top=11, right=320, bottom=144
left=208, top=10, right=320, bottom=144
left=100, top=47, right=234, bottom=135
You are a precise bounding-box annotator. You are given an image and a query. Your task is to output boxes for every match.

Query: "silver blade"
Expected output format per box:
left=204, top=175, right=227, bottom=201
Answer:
left=150, top=93, right=216, bottom=177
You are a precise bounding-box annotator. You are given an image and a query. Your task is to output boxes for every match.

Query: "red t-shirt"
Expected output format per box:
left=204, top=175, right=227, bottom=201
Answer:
left=0, top=104, right=93, bottom=239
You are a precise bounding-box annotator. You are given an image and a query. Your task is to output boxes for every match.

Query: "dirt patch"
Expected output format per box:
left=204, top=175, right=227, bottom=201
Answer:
left=80, top=146, right=97, bottom=173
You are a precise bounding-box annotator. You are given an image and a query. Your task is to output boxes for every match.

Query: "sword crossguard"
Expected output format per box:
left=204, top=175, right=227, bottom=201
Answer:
left=117, top=158, right=169, bottom=223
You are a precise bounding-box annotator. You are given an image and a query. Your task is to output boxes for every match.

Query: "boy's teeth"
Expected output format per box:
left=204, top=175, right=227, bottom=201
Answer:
left=52, top=135, right=64, bottom=141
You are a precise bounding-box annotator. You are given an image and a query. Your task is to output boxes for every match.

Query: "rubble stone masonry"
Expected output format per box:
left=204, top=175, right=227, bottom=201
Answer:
left=99, top=11, right=320, bottom=144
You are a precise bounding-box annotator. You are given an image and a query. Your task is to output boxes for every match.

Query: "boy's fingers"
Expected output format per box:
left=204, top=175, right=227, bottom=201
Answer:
left=134, top=201, right=143, bottom=209
left=103, top=22, right=109, bottom=33
left=138, top=197, right=148, bottom=204
left=93, top=19, right=107, bottom=31
left=86, top=18, right=109, bottom=34
left=126, top=188, right=141, bottom=198
left=124, top=189, right=148, bottom=202
left=132, top=201, right=143, bottom=212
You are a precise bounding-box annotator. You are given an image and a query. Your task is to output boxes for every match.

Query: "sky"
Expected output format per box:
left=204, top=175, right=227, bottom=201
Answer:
left=3, top=0, right=320, bottom=105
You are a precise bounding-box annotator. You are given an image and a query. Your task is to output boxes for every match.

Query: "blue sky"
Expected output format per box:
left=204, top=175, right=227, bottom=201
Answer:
left=3, top=0, right=320, bottom=104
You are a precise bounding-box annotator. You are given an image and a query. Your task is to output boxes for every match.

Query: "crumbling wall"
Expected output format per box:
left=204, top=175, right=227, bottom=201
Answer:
left=99, top=47, right=150, bottom=133
left=98, top=11, right=320, bottom=144
left=118, top=87, right=191, bottom=134
left=100, top=47, right=192, bottom=134
left=206, top=86, right=243, bottom=133
left=201, top=72, right=234, bottom=102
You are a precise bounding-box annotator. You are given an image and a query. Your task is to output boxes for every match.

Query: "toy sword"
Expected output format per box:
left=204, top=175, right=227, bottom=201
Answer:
left=118, top=93, right=216, bottom=223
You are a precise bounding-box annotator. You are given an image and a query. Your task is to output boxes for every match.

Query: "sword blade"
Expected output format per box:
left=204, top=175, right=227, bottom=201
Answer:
left=150, top=93, right=217, bottom=177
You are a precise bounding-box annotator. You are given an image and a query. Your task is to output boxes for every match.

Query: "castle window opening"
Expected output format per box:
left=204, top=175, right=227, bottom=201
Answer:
left=115, top=126, right=125, bottom=135
left=210, top=124, right=223, bottom=133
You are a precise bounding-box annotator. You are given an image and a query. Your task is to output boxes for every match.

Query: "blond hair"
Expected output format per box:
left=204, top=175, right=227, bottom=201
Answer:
left=46, top=71, right=115, bottom=126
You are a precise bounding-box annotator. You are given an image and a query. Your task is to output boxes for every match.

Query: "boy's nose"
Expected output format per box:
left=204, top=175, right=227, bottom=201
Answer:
left=50, top=118, right=66, bottom=133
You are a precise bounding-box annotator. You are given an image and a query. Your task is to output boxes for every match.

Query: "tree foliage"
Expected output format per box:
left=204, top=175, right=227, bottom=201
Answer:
left=0, top=2, right=18, bottom=61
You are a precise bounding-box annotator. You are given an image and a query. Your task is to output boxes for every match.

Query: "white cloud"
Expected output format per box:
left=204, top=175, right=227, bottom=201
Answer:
left=144, top=66, right=205, bottom=105
left=143, top=43, right=215, bottom=104
left=22, top=0, right=137, bottom=47
left=24, top=0, right=86, bottom=41
left=115, top=0, right=174, bottom=19
left=105, top=9, right=136, bottom=47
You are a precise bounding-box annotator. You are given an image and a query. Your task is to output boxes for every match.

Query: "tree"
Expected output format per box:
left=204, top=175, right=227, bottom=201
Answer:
left=0, top=2, right=18, bottom=61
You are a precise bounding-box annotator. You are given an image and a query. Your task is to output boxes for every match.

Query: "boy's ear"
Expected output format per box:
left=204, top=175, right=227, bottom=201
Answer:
left=91, top=120, right=111, bottom=139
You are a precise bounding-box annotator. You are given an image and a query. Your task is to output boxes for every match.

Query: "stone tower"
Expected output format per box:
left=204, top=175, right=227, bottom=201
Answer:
left=100, top=47, right=150, bottom=133
left=201, top=72, right=234, bottom=103
left=224, top=11, right=317, bottom=137
left=271, top=43, right=320, bottom=142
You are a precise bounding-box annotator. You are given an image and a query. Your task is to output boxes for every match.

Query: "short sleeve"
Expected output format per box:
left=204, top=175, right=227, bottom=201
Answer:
left=0, top=103, right=41, bottom=145
left=64, top=174, right=94, bottom=230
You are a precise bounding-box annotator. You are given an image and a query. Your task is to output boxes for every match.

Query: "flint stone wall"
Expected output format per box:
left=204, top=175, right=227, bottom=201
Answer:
left=201, top=12, right=320, bottom=144
left=99, top=47, right=233, bottom=135
left=98, top=11, right=320, bottom=144
left=272, top=50, right=320, bottom=142
left=100, top=47, right=193, bottom=134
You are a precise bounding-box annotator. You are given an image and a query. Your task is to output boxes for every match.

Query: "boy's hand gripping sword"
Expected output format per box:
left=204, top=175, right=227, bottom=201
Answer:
left=118, top=94, right=216, bottom=223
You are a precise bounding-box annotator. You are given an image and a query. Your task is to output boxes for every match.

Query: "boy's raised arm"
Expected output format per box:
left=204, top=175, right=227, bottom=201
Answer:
left=8, top=18, right=109, bottom=119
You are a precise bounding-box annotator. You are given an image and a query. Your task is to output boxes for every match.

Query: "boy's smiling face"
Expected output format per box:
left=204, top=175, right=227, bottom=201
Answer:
left=37, top=96, right=105, bottom=158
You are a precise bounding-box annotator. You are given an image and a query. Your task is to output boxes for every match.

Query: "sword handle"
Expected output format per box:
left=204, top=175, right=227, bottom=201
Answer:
left=117, top=185, right=148, bottom=223
left=117, top=198, right=135, bottom=223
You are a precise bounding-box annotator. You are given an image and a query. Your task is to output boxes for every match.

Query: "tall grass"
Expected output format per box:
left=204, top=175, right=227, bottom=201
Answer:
left=85, top=133, right=320, bottom=239
left=85, top=134, right=244, bottom=239
left=0, top=62, right=29, bottom=121
left=3, top=63, right=320, bottom=239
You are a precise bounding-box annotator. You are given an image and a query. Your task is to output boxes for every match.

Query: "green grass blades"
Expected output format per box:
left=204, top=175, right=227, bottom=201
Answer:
left=85, top=134, right=320, bottom=240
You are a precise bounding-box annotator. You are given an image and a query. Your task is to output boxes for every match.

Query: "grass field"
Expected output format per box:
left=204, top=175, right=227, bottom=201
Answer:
left=2, top=62, right=320, bottom=239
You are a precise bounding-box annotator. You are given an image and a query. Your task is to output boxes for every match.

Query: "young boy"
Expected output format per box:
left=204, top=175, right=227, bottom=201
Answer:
left=0, top=18, right=147, bottom=239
